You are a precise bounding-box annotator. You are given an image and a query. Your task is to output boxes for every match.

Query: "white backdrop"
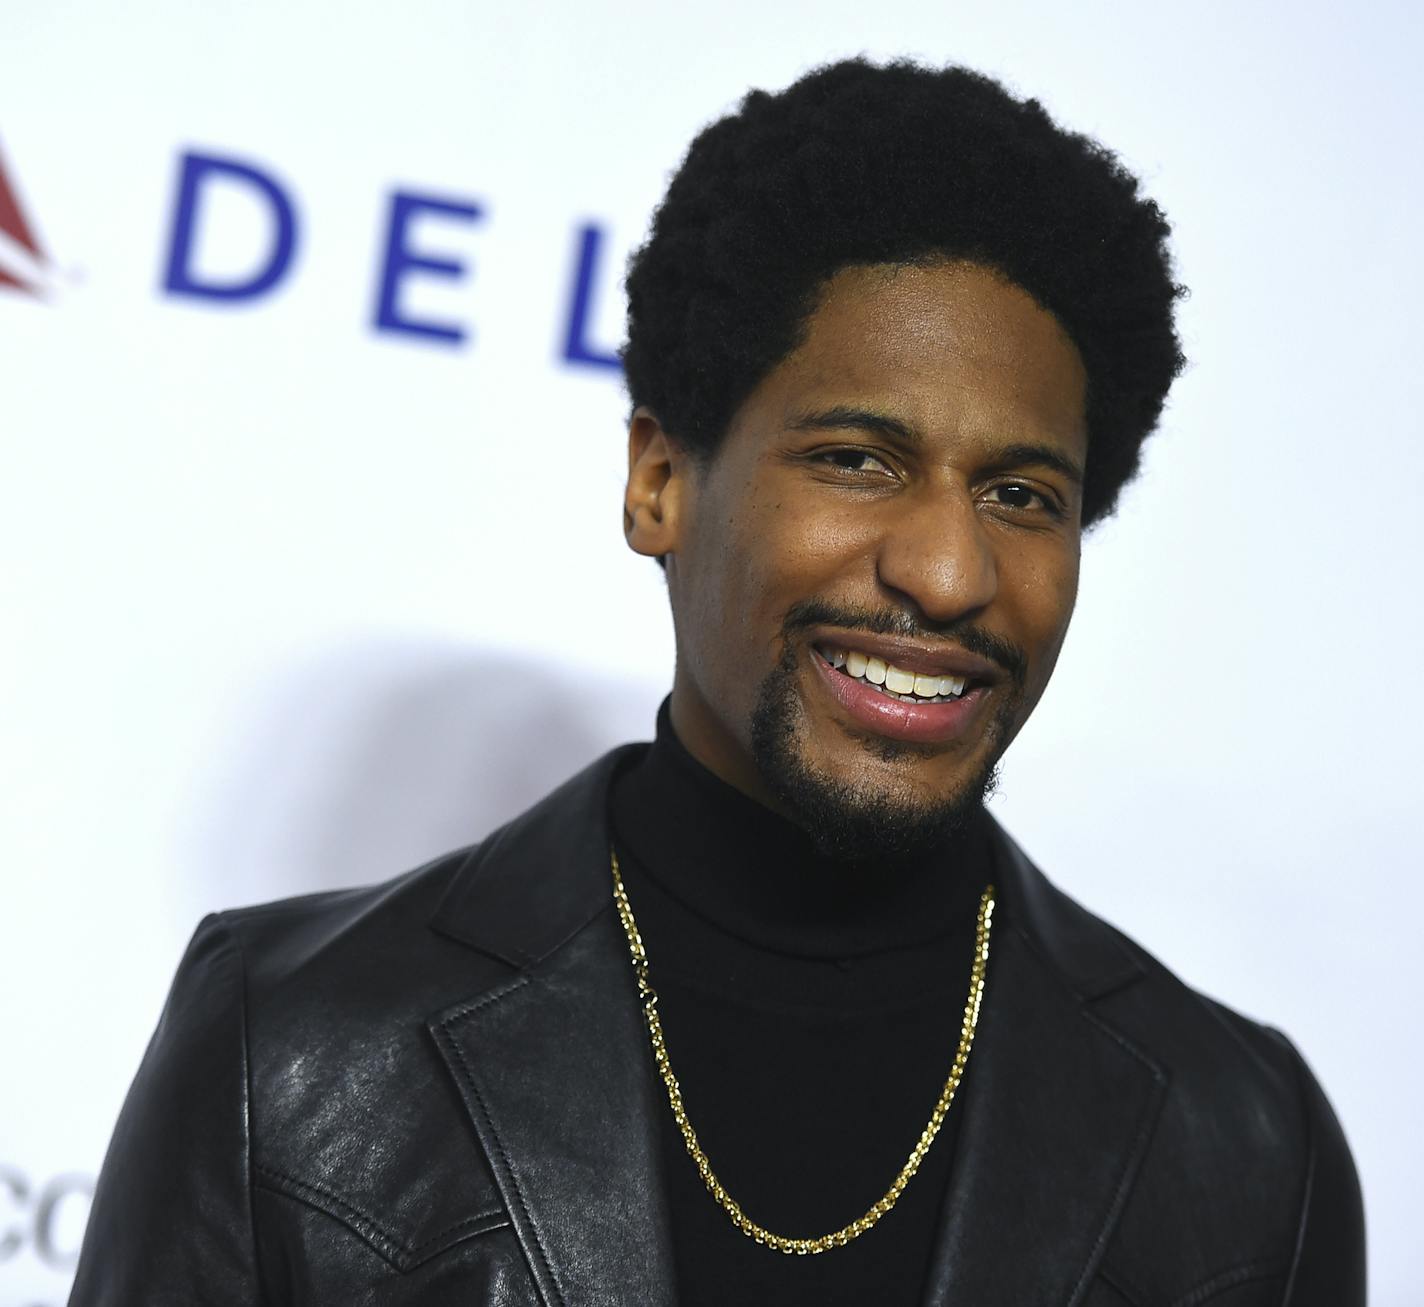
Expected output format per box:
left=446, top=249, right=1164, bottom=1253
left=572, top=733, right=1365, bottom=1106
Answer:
left=3, top=2, right=1420, bottom=1302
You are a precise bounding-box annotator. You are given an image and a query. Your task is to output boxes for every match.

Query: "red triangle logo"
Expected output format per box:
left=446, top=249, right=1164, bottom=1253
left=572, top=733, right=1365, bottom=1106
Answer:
left=0, top=141, right=53, bottom=297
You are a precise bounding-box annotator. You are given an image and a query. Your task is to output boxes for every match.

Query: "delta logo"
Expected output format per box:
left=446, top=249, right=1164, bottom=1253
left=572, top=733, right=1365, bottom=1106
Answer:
left=0, top=136, right=624, bottom=375
left=0, top=141, right=58, bottom=298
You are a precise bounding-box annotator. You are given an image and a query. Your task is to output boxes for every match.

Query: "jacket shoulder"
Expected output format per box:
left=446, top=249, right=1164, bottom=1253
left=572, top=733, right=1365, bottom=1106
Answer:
left=219, top=844, right=479, bottom=986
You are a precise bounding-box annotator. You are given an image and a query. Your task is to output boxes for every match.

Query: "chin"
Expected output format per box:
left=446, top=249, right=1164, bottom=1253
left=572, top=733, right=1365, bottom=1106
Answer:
left=750, top=668, right=1001, bottom=861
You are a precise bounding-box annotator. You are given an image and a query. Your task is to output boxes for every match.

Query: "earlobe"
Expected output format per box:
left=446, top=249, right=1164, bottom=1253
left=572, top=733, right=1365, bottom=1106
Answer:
left=624, top=408, right=686, bottom=559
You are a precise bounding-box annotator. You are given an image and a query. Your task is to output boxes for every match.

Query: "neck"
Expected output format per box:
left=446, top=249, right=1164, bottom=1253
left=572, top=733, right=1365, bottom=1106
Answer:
left=667, top=663, right=789, bottom=816
left=609, top=699, right=990, bottom=959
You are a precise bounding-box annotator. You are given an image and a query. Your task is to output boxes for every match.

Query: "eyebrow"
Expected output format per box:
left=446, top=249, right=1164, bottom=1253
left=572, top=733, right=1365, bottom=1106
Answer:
left=786, top=405, right=1085, bottom=485
left=983, top=442, right=1085, bottom=486
left=787, top=405, right=919, bottom=446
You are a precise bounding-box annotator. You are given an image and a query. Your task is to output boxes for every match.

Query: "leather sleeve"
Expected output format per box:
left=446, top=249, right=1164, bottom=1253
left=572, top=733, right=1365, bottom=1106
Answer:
left=69, top=915, right=266, bottom=1306
left=1272, top=1030, right=1367, bottom=1307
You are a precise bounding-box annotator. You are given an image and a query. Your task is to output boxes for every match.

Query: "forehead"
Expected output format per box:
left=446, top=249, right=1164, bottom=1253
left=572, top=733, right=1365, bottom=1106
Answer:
left=743, top=260, right=1088, bottom=449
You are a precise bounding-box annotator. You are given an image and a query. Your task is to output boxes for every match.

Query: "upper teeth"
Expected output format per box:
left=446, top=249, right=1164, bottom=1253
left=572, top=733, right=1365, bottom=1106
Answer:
left=826, top=648, right=967, bottom=700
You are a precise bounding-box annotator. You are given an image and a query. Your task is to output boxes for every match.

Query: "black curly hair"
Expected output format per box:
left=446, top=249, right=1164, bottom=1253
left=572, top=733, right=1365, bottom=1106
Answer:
left=622, top=58, right=1186, bottom=525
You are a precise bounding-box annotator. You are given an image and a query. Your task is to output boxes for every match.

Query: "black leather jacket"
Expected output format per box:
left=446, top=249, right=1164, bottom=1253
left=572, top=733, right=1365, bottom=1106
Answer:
left=70, top=746, right=1366, bottom=1305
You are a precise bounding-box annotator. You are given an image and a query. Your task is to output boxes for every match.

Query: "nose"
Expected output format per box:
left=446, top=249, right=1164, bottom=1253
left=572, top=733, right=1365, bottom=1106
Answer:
left=874, top=484, right=998, bottom=625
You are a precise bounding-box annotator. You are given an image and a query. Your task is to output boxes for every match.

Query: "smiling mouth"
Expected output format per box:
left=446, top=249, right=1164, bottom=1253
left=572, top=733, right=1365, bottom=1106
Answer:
left=815, top=644, right=979, bottom=704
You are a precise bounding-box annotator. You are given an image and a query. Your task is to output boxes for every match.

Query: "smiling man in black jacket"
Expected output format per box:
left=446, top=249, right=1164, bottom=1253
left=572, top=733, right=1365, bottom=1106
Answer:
left=72, top=59, right=1365, bottom=1306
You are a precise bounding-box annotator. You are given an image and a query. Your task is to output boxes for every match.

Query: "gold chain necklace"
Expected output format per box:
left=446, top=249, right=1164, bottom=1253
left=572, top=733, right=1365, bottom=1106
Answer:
left=610, top=848, right=996, bottom=1256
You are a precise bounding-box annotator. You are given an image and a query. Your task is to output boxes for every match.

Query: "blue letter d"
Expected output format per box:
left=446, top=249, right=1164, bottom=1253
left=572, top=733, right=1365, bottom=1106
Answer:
left=162, top=150, right=298, bottom=302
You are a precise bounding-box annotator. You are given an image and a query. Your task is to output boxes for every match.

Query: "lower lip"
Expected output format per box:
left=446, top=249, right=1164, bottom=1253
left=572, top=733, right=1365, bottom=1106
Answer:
left=810, top=650, right=990, bottom=745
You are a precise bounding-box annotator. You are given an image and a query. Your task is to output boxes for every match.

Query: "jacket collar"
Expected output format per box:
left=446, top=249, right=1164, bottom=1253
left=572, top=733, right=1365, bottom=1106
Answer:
left=429, top=744, right=638, bottom=967
left=428, top=745, right=1166, bottom=1306
left=430, top=741, right=1146, bottom=998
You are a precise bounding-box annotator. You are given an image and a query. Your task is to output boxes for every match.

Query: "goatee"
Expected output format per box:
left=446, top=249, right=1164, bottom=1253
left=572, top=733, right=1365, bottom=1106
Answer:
left=747, top=600, right=1026, bottom=862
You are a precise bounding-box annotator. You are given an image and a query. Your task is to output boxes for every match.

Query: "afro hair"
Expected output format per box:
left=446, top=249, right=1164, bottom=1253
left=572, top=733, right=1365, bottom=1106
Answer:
left=622, top=58, right=1187, bottom=525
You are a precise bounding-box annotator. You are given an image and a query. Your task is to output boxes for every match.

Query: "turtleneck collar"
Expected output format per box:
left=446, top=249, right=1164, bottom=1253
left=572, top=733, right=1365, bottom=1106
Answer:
left=609, top=699, right=991, bottom=960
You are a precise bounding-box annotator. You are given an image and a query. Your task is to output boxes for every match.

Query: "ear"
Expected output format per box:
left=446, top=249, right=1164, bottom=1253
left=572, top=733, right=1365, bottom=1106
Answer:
left=624, top=406, right=692, bottom=560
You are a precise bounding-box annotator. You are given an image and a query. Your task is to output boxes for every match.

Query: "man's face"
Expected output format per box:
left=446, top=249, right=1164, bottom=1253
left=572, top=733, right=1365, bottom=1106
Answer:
left=627, top=260, right=1089, bottom=855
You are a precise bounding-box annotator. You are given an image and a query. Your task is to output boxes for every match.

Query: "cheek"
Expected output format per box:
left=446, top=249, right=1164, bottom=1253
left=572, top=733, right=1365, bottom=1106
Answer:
left=1007, top=547, right=1081, bottom=692
left=682, top=477, right=871, bottom=674
left=733, top=491, right=883, bottom=649
left=674, top=478, right=780, bottom=690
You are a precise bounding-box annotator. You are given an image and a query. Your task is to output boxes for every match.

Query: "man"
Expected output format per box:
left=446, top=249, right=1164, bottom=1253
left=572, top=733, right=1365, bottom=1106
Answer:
left=72, top=59, right=1365, bottom=1306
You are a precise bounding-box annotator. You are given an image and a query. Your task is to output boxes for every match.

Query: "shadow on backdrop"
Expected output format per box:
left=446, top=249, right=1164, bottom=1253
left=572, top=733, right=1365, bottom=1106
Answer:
left=180, top=639, right=665, bottom=918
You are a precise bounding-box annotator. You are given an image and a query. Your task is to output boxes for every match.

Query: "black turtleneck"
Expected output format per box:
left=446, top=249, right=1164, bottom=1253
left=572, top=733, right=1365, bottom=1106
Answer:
left=609, top=702, right=994, bottom=1306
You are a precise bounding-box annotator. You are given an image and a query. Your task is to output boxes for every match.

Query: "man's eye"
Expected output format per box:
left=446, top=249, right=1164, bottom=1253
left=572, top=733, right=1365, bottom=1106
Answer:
left=819, top=449, right=890, bottom=474
left=987, top=483, right=1049, bottom=511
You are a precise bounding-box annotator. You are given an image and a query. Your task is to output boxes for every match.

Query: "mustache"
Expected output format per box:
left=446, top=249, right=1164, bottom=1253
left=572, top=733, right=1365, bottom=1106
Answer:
left=781, top=598, right=1029, bottom=688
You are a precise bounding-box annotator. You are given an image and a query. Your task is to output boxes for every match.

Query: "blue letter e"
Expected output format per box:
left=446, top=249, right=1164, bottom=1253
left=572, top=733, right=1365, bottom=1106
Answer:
left=162, top=150, right=298, bottom=301
left=373, top=191, right=483, bottom=345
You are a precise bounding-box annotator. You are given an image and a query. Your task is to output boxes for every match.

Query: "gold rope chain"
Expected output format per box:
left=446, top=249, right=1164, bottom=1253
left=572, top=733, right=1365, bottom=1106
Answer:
left=610, top=849, right=996, bottom=1256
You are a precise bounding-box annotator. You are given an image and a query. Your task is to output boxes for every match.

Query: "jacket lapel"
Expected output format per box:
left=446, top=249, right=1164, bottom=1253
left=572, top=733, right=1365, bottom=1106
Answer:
left=920, top=830, right=1168, bottom=1306
left=427, top=748, right=678, bottom=1307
